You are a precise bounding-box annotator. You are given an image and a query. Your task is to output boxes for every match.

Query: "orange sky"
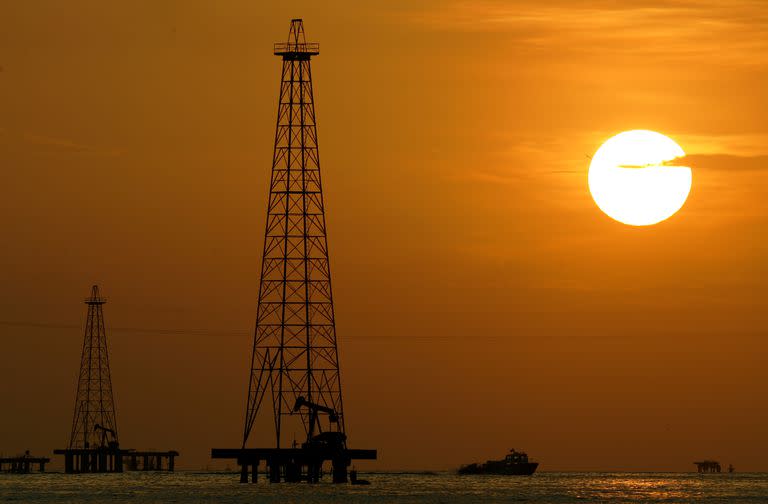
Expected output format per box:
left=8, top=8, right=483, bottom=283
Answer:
left=1, top=1, right=767, bottom=471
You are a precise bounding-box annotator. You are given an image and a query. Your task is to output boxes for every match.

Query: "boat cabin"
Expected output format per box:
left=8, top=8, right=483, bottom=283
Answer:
left=505, top=449, right=529, bottom=464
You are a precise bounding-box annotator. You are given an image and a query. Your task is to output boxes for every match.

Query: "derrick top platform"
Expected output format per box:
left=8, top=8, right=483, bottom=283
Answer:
left=84, top=284, right=106, bottom=305
left=274, top=18, right=319, bottom=59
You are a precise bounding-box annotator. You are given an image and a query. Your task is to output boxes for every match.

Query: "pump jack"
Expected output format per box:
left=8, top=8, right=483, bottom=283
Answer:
left=292, top=396, right=346, bottom=449
left=94, top=424, right=119, bottom=449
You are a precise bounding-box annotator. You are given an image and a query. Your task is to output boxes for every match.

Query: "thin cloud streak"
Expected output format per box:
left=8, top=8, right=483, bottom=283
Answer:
left=21, top=132, right=125, bottom=158
left=670, top=153, right=768, bottom=172
left=401, top=0, right=768, bottom=65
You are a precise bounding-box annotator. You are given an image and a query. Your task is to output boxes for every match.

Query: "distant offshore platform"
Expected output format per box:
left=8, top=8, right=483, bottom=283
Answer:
left=53, top=286, right=179, bottom=473
left=211, top=19, right=376, bottom=483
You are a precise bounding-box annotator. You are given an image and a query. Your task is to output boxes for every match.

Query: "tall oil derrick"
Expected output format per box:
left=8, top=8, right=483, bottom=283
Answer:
left=242, top=18, right=343, bottom=451
left=68, top=285, right=118, bottom=451
left=212, top=19, right=376, bottom=484
left=54, top=286, right=180, bottom=473
left=54, top=285, right=123, bottom=473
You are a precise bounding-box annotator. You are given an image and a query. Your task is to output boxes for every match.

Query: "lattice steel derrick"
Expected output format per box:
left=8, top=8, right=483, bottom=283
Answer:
left=243, top=19, right=345, bottom=449
left=67, top=285, right=119, bottom=449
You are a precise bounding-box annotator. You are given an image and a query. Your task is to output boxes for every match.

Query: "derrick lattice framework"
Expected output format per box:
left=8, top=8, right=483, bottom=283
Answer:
left=67, top=285, right=119, bottom=449
left=243, top=19, right=344, bottom=449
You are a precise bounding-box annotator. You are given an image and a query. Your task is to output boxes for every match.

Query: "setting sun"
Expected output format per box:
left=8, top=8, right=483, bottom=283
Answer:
left=588, top=130, right=692, bottom=226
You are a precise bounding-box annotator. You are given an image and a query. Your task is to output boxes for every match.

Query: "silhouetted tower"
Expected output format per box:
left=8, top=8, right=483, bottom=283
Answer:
left=243, top=19, right=345, bottom=449
left=67, top=285, right=119, bottom=449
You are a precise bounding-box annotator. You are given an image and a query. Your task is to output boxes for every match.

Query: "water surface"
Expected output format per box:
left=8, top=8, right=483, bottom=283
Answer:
left=2, top=471, right=766, bottom=503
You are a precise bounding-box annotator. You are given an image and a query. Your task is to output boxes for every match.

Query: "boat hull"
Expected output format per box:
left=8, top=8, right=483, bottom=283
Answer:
left=458, top=462, right=538, bottom=476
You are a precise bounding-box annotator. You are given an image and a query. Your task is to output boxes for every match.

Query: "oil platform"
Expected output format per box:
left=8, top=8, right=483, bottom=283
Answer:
left=0, top=451, right=50, bottom=473
left=694, top=460, right=722, bottom=473
left=53, top=285, right=179, bottom=473
left=211, top=19, right=376, bottom=483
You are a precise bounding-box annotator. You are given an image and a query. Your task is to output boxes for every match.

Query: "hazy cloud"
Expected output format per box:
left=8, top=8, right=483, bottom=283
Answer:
left=21, top=132, right=124, bottom=158
left=402, top=0, right=768, bottom=65
left=672, top=153, right=768, bottom=172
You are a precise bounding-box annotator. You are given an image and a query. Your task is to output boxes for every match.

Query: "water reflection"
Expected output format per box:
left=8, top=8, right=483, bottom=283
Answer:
left=0, top=471, right=765, bottom=503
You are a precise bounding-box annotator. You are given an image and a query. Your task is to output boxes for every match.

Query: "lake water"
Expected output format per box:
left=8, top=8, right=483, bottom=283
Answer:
left=1, top=471, right=767, bottom=503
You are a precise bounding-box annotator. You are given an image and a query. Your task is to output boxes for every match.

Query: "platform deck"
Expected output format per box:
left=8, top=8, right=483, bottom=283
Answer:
left=53, top=448, right=180, bottom=473
left=0, top=456, right=51, bottom=473
left=212, top=447, right=376, bottom=484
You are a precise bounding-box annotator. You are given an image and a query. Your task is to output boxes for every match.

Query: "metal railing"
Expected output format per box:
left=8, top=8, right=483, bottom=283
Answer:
left=274, top=42, right=320, bottom=54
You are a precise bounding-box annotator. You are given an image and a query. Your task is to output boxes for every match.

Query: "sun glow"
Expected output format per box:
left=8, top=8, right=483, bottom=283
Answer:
left=588, top=130, right=692, bottom=226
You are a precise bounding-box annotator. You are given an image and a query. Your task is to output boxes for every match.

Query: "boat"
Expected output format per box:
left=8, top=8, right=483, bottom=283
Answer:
left=458, top=449, right=538, bottom=476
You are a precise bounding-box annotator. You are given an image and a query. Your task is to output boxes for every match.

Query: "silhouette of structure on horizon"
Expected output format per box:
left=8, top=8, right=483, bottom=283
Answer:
left=212, top=19, right=376, bottom=484
left=0, top=451, right=50, bottom=473
left=68, top=286, right=119, bottom=451
left=694, top=460, right=722, bottom=473
left=54, top=285, right=179, bottom=473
